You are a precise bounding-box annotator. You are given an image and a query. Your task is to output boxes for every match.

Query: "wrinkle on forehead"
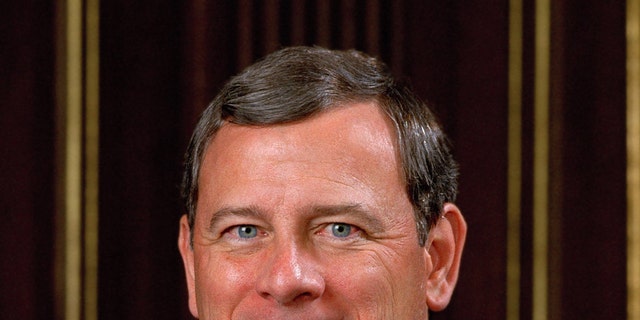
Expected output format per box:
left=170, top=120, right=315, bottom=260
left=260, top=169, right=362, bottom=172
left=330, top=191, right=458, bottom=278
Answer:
left=205, top=102, right=401, bottom=176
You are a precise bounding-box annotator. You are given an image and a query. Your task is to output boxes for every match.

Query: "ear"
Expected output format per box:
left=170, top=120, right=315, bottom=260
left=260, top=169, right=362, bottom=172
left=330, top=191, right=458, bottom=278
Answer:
left=178, top=214, right=199, bottom=318
left=425, top=203, right=467, bottom=311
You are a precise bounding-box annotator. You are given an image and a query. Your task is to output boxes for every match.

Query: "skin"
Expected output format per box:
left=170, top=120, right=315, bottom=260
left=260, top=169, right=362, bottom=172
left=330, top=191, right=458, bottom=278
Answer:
left=178, top=102, right=466, bottom=319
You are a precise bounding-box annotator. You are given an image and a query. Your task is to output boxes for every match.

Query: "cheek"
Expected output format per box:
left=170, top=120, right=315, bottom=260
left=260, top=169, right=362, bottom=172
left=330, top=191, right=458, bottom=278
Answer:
left=324, top=249, right=428, bottom=315
left=194, top=253, right=256, bottom=315
left=323, top=252, right=402, bottom=310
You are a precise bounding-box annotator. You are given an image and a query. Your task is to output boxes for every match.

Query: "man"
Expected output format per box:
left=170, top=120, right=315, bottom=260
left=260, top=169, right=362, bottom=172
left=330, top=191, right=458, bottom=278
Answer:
left=178, top=46, right=466, bottom=319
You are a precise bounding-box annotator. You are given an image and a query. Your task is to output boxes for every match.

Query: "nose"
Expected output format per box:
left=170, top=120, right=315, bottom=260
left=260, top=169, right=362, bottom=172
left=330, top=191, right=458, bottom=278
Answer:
left=256, top=241, right=325, bottom=306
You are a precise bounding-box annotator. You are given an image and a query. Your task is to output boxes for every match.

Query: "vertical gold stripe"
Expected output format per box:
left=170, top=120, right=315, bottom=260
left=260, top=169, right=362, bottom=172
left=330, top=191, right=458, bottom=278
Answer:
left=66, top=0, right=83, bottom=318
left=533, top=0, right=551, bottom=319
left=507, top=0, right=523, bottom=319
left=627, top=1, right=640, bottom=319
left=55, top=0, right=83, bottom=319
left=56, top=0, right=99, bottom=318
left=84, top=0, right=100, bottom=319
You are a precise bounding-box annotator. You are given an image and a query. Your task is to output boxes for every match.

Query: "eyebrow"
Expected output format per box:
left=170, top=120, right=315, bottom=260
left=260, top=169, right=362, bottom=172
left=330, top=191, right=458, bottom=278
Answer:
left=306, top=203, right=386, bottom=233
left=208, top=206, right=265, bottom=233
left=208, top=203, right=386, bottom=234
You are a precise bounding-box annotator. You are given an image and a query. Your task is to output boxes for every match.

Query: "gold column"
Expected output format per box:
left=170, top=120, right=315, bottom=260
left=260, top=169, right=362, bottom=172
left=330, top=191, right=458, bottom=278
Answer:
left=627, top=1, right=640, bottom=319
left=55, top=0, right=100, bottom=319
left=507, top=0, right=523, bottom=319
left=55, top=0, right=82, bottom=318
left=533, top=0, right=551, bottom=319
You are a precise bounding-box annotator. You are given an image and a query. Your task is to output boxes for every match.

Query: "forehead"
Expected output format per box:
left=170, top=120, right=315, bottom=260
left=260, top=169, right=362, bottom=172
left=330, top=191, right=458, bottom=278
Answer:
left=209, top=102, right=398, bottom=162
left=198, top=102, right=405, bottom=211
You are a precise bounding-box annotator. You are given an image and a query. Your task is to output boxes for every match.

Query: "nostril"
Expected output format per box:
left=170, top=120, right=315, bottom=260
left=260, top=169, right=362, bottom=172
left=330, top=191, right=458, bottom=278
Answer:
left=260, top=290, right=315, bottom=306
left=294, top=291, right=313, bottom=301
left=258, top=278, right=323, bottom=306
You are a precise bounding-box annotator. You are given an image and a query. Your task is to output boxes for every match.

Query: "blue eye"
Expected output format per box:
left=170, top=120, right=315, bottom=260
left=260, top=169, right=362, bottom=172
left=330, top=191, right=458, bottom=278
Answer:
left=331, top=223, right=352, bottom=238
left=237, top=225, right=258, bottom=238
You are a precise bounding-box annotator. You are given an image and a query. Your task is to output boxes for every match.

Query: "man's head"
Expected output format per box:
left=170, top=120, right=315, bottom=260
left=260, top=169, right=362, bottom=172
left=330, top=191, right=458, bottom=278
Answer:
left=178, top=46, right=466, bottom=319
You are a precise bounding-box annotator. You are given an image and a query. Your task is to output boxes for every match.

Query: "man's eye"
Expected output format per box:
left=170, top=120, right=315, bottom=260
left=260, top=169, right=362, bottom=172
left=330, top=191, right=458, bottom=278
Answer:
left=331, top=223, right=352, bottom=237
left=232, top=225, right=258, bottom=239
left=325, top=223, right=360, bottom=238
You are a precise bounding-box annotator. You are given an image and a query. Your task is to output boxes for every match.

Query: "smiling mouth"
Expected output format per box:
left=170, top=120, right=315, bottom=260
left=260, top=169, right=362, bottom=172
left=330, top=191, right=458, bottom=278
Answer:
left=234, top=310, right=348, bottom=320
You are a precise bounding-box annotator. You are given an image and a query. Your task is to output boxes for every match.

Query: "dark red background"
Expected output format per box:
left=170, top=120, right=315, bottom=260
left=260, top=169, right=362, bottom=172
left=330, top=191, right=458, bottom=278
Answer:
left=1, top=1, right=627, bottom=319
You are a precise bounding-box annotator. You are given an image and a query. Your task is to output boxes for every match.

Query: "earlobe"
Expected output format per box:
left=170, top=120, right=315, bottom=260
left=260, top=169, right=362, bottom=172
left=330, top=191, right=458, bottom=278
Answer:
left=425, top=203, right=467, bottom=311
left=178, top=214, right=199, bottom=318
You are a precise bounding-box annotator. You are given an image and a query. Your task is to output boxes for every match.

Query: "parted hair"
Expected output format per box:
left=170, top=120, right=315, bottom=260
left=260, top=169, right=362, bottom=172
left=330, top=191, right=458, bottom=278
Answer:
left=181, top=46, right=458, bottom=246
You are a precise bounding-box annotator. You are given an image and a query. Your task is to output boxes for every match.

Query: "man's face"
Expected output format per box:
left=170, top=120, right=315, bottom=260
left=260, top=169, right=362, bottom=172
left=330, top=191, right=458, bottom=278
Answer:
left=180, top=103, right=436, bottom=319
